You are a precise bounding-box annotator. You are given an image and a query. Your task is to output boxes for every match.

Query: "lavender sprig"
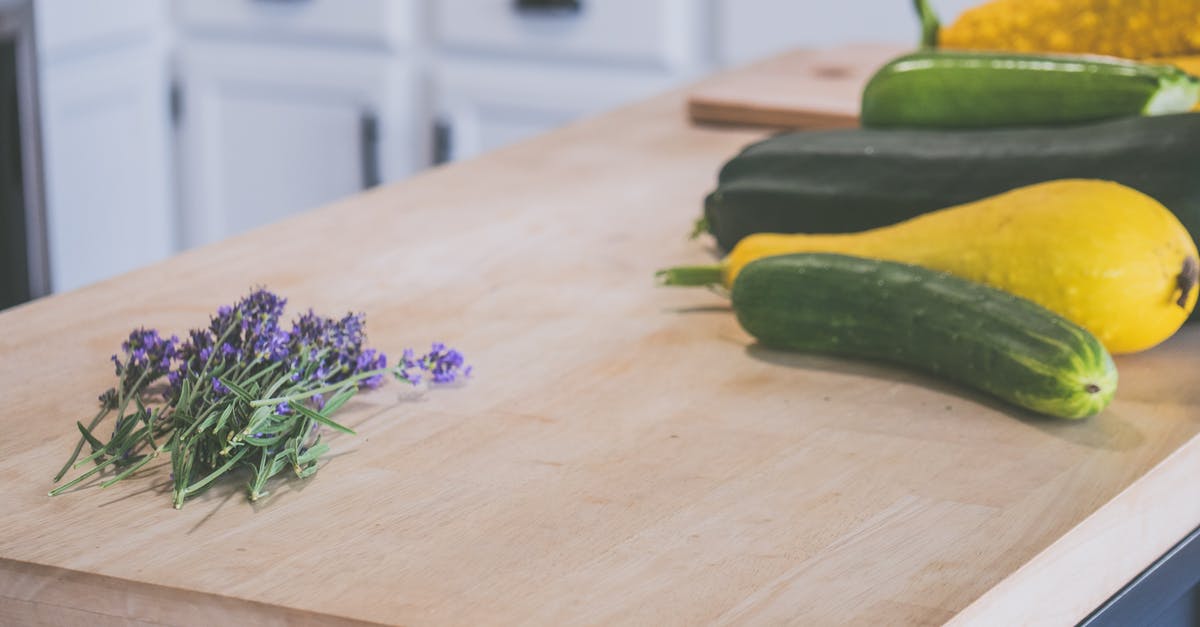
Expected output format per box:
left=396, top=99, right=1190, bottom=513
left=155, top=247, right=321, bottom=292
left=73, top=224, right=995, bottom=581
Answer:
left=49, top=288, right=470, bottom=508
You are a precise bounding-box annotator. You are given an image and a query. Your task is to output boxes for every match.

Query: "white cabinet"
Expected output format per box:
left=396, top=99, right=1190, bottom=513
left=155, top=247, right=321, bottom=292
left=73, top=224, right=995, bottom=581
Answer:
left=434, top=0, right=704, bottom=71
left=713, top=0, right=982, bottom=68
left=35, top=0, right=174, bottom=292
left=175, top=0, right=419, bottom=50
left=173, top=0, right=424, bottom=247
left=175, top=40, right=420, bottom=247
left=435, top=59, right=685, bottom=162
left=431, top=0, right=705, bottom=161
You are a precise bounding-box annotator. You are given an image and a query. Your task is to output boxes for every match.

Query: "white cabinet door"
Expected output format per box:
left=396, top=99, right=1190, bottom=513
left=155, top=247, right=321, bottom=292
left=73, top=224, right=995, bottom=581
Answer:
left=435, top=59, right=687, bottom=162
left=434, top=0, right=703, bottom=71
left=37, top=24, right=174, bottom=292
left=714, top=0, right=981, bottom=67
left=176, top=40, right=419, bottom=248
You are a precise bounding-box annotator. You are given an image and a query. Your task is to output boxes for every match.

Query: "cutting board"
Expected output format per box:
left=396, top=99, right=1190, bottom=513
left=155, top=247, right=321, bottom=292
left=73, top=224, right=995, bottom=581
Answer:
left=688, top=44, right=908, bottom=129
left=2, top=56, right=1200, bottom=626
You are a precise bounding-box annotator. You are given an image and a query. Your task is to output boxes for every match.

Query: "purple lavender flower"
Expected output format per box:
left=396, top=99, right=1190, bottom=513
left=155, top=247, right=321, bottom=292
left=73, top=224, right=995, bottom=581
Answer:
left=288, top=310, right=330, bottom=350
left=211, top=377, right=230, bottom=396
left=98, top=388, right=118, bottom=410
left=208, top=304, right=240, bottom=338
left=330, top=313, right=365, bottom=350
left=112, top=328, right=180, bottom=391
left=165, top=327, right=216, bottom=400
left=252, top=327, right=291, bottom=362
left=275, top=401, right=291, bottom=415
left=394, top=348, right=419, bottom=384
left=238, top=289, right=288, bottom=324
left=394, top=343, right=470, bottom=386
left=356, top=349, right=388, bottom=388
left=185, top=328, right=214, bottom=354
left=422, top=343, right=469, bottom=385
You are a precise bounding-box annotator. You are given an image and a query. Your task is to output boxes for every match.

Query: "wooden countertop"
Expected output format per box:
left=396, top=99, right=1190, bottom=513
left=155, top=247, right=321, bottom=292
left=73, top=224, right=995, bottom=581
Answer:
left=2, top=54, right=1200, bottom=626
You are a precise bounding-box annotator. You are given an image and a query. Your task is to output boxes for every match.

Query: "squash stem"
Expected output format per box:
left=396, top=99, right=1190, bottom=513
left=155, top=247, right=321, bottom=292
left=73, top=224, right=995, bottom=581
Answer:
left=912, top=0, right=940, bottom=48
left=656, top=265, right=724, bottom=287
left=1176, top=256, right=1198, bottom=308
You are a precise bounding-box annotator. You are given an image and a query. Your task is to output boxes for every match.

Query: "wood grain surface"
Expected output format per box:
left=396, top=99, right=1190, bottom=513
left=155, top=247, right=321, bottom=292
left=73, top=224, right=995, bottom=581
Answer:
left=1, top=55, right=1199, bottom=626
left=688, top=44, right=905, bottom=130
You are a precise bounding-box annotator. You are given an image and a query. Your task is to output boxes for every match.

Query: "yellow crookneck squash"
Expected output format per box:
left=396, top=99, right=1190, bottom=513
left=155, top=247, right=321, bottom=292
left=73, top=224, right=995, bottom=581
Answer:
left=939, top=0, right=1200, bottom=60
left=660, top=179, right=1199, bottom=354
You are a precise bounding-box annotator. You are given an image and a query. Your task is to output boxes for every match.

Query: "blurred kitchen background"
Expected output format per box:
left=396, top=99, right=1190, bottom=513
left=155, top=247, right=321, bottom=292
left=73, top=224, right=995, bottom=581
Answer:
left=0, top=0, right=977, bottom=309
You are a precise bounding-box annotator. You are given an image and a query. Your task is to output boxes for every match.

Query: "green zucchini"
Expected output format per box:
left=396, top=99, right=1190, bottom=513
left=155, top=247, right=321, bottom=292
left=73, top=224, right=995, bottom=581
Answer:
left=731, top=253, right=1117, bottom=419
left=702, top=113, right=1200, bottom=256
left=861, top=50, right=1200, bottom=128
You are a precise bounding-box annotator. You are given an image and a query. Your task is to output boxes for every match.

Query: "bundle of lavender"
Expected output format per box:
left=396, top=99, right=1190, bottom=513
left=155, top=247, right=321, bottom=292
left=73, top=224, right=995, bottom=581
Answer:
left=49, top=288, right=469, bottom=509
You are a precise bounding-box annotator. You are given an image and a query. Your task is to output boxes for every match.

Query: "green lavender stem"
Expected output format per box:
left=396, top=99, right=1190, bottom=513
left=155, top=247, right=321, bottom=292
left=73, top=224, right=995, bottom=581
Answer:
left=248, top=365, right=394, bottom=408
left=51, top=367, right=152, bottom=481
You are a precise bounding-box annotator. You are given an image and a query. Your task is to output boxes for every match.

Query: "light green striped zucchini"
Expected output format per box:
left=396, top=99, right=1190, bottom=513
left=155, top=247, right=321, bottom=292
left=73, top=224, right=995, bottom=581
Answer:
left=860, top=50, right=1200, bottom=128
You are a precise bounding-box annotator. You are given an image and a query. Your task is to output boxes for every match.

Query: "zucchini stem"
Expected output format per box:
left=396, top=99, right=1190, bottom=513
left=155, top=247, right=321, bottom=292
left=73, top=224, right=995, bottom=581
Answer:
left=912, top=0, right=940, bottom=48
left=1144, top=72, right=1200, bottom=116
left=656, top=265, right=724, bottom=288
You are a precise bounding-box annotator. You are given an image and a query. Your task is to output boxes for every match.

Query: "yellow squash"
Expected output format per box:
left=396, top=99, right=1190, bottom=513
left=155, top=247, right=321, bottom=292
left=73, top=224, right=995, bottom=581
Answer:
left=940, top=0, right=1200, bottom=60
left=660, top=180, right=1199, bottom=354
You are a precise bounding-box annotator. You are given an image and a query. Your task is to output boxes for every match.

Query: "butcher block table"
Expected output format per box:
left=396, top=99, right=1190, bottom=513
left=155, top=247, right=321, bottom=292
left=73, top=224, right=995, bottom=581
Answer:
left=3, top=53, right=1200, bottom=627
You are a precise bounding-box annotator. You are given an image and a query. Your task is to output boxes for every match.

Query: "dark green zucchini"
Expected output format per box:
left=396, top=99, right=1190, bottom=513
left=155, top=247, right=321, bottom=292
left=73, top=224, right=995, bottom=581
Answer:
left=732, top=253, right=1117, bottom=419
left=703, top=113, right=1200, bottom=254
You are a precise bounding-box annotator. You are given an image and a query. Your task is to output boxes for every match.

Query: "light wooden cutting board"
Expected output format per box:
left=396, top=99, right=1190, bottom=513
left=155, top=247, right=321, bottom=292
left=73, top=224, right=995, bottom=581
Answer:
left=2, top=52, right=1200, bottom=627
left=688, top=44, right=909, bottom=129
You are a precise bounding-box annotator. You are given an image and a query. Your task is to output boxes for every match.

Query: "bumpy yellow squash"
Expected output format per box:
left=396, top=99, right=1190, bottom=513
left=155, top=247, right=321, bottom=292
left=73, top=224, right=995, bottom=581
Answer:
left=939, top=0, right=1200, bottom=60
left=660, top=180, right=1199, bottom=354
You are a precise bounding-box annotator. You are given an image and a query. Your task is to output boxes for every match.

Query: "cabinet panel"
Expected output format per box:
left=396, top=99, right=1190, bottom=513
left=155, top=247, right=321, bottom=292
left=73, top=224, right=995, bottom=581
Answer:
left=34, top=0, right=166, bottom=60
left=175, top=0, right=421, bottom=49
left=214, top=91, right=365, bottom=234
left=714, top=0, right=979, bottom=67
left=177, top=41, right=418, bottom=248
left=435, top=59, right=684, bottom=161
left=435, top=0, right=702, bottom=70
left=38, top=42, right=174, bottom=292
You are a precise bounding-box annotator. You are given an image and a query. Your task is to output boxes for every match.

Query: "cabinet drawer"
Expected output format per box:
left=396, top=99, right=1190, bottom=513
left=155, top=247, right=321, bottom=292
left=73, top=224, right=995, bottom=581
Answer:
left=713, top=0, right=980, bottom=67
left=434, top=0, right=701, bottom=70
left=175, top=0, right=419, bottom=49
left=36, top=0, right=167, bottom=60
left=434, top=59, right=686, bottom=161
